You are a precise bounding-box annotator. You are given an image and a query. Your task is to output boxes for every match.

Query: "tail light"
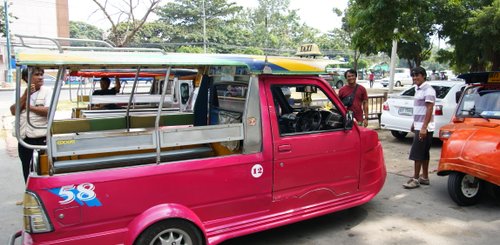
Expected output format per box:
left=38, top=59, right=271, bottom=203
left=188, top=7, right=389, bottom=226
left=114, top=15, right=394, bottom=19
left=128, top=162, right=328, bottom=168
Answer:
left=23, top=191, right=53, bottom=233
left=435, top=105, right=443, bottom=115
left=383, top=102, right=389, bottom=111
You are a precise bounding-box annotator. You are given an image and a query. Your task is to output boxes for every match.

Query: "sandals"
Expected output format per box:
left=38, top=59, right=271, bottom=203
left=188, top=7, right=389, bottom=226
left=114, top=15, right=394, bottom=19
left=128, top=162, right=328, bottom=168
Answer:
left=418, top=177, right=430, bottom=185
left=403, top=177, right=430, bottom=189
left=403, top=178, right=420, bottom=189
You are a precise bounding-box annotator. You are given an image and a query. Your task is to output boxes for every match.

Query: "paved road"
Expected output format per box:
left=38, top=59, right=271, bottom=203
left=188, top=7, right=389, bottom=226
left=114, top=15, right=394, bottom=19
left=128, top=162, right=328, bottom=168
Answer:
left=1, top=86, right=498, bottom=245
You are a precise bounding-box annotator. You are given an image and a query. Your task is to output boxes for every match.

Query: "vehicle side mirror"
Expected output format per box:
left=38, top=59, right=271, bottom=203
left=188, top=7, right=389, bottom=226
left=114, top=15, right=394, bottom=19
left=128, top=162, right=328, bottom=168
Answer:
left=344, top=110, right=354, bottom=130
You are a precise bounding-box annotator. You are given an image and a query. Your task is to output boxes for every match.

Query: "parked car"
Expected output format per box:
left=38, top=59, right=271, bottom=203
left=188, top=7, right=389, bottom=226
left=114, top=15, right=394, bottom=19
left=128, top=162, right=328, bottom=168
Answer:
left=438, top=72, right=500, bottom=206
left=380, top=68, right=413, bottom=87
left=320, top=68, right=348, bottom=89
left=380, top=80, right=466, bottom=139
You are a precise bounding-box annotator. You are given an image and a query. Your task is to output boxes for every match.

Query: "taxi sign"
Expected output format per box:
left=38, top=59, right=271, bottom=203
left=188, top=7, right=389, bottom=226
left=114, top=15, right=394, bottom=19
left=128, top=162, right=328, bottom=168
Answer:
left=488, top=72, right=500, bottom=83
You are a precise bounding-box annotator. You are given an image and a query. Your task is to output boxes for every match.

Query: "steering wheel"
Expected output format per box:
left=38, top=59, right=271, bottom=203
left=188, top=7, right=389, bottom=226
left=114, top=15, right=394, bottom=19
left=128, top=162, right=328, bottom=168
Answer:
left=321, top=110, right=343, bottom=129
left=296, top=110, right=322, bottom=132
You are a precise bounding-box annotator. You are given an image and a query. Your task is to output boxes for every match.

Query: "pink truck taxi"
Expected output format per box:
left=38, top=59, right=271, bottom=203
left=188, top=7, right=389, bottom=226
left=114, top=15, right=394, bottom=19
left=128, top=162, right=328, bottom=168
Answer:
left=10, top=38, right=386, bottom=245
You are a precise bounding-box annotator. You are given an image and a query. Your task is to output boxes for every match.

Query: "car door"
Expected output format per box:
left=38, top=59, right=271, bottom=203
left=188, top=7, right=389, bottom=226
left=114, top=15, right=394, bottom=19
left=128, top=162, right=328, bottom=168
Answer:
left=263, top=76, right=361, bottom=203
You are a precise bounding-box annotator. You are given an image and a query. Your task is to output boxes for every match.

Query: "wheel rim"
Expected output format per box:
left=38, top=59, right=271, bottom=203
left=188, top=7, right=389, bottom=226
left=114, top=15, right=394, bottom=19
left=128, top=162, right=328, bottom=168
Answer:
left=461, top=175, right=480, bottom=198
left=150, top=228, right=193, bottom=245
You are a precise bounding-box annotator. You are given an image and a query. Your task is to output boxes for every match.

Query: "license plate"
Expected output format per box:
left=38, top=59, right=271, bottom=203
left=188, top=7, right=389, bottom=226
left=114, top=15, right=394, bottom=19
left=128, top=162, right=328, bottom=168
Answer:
left=398, top=107, right=413, bottom=116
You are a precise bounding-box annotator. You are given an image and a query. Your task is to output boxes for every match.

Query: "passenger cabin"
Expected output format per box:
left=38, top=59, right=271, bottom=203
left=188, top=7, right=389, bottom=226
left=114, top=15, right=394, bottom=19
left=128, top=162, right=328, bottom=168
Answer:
left=12, top=36, right=340, bottom=176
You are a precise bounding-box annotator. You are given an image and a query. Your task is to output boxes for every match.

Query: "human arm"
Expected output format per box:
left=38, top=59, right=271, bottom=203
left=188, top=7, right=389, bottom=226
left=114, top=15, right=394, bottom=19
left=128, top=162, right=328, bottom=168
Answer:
left=363, top=99, right=369, bottom=127
left=419, top=102, right=434, bottom=140
left=114, top=77, right=121, bottom=93
left=10, top=87, right=31, bottom=115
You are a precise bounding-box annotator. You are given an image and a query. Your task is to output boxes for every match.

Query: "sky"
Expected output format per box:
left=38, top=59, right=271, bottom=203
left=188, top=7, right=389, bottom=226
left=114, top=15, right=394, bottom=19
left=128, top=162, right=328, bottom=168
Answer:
left=68, top=0, right=348, bottom=34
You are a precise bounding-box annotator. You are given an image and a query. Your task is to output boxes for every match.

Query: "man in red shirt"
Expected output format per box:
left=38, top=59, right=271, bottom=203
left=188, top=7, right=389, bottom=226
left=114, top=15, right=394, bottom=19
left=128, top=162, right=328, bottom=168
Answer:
left=339, top=69, right=369, bottom=127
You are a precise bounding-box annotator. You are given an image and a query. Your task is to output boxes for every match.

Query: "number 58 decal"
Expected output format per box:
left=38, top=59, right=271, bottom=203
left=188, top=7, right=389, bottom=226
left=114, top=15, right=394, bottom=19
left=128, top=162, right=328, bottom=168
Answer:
left=49, top=183, right=102, bottom=207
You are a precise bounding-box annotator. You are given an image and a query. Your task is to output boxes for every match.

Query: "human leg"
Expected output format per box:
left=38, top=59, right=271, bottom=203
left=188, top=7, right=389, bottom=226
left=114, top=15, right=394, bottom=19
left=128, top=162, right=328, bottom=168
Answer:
left=17, top=142, right=33, bottom=183
left=17, top=137, right=46, bottom=183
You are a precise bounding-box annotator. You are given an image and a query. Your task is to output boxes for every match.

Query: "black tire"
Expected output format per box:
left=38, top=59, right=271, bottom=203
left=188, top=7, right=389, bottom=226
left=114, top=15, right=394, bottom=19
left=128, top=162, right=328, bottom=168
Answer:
left=390, top=130, right=408, bottom=140
left=335, top=80, right=344, bottom=89
left=134, top=219, right=203, bottom=245
left=395, top=81, right=401, bottom=87
left=448, top=172, right=482, bottom=206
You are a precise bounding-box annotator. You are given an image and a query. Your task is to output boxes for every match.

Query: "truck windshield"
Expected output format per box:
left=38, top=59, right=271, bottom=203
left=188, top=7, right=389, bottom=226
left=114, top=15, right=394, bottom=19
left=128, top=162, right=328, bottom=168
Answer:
left=457, top=87, right=500, bottom=119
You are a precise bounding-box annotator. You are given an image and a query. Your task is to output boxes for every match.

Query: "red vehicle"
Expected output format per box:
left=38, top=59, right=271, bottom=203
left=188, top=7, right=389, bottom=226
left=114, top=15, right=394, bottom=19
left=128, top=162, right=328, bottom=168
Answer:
left=10, top=39, right=386, bottom=244
left=438, top=72, right=500, bottom=205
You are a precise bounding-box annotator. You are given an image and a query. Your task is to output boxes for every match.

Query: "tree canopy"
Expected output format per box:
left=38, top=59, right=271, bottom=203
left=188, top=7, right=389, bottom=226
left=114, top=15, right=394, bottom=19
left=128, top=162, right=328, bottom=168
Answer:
left=67, top=0, right=499, bottom=72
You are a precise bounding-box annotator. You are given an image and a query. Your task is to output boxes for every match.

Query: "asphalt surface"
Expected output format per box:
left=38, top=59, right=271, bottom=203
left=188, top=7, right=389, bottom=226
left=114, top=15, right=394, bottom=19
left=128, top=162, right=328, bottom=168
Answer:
left=1, top=84, right=499, bottom=245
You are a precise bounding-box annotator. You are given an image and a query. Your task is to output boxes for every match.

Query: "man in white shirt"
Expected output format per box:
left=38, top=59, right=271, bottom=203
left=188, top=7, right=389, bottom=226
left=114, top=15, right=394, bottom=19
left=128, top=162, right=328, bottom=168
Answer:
left=10, top=67, right=52, bottom=184
left=403, top=67, right=436, bottom=189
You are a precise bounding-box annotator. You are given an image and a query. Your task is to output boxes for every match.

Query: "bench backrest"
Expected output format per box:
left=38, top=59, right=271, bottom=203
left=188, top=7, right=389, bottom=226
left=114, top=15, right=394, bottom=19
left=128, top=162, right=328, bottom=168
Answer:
left=51, top=113, right=194, bottom=134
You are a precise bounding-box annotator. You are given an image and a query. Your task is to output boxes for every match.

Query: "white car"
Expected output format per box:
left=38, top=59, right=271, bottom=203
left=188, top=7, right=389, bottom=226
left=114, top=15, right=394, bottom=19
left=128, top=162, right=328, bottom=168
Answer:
left=380, top=80, right=466, bottom=139
left=380, top=68, right=413, bottom=87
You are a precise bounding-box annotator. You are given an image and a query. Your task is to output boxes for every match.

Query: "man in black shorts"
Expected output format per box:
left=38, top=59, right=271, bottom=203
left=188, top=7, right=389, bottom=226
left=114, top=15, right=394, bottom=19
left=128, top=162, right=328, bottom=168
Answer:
left=403, top=67, right=436, bottom=189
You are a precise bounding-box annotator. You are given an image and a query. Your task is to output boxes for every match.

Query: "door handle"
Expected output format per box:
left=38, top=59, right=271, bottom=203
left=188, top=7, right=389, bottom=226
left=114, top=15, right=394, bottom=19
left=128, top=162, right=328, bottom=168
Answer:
left=278, top=144, right=291, bottom=152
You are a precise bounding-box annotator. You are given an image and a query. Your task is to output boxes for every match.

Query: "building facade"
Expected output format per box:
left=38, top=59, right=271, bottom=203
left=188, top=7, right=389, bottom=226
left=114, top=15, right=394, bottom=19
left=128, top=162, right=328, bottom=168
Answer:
left=1, top=0, right=69, bottom=84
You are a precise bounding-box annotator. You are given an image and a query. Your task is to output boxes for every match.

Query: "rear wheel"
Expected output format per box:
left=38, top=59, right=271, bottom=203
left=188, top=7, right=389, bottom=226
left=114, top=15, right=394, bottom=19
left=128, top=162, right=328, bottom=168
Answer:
left=135, top=219, right=203, bottom=245
left=448, top=172, right=482, bottom=206
left=390, top=130, right=408, bottom=140
left=395, top=81, right=402, bottom=87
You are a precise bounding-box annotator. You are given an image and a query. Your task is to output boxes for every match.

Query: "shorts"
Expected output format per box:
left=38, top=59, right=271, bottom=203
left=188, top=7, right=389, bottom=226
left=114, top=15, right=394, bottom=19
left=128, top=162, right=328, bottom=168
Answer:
left=409, top=130, right=433, bottom=161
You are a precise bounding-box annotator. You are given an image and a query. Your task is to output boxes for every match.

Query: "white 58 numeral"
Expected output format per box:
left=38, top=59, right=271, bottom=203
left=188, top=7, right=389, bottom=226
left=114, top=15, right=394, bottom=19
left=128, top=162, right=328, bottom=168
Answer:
left=58, top=183, right=96, bottom=204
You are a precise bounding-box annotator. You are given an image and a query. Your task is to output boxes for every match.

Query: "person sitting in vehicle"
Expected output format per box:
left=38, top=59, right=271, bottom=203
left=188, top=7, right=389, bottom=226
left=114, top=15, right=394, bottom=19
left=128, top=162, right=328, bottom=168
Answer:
left=91, top=77, right=122, bottom=109
left=93, top=76, right=121, bottom=95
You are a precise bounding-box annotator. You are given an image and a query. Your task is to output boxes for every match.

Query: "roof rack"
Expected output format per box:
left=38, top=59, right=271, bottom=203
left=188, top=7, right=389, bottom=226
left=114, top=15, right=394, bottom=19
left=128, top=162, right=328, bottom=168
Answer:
left=14, top=34, right=166, bottom=54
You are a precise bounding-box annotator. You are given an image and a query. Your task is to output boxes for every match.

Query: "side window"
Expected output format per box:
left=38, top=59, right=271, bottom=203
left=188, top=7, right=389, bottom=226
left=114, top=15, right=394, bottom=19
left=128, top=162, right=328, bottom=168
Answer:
left=271, top=84, right=344, bottom=135
left=402, top=87, right=416, bottom=96
left=211, top=83, right=247, bottom=125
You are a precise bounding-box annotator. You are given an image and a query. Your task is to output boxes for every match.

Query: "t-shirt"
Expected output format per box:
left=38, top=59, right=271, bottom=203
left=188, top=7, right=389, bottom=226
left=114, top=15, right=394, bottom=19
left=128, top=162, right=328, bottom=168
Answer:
left=413, top=82, right=436, bottom=131
left=338, top=84, right=368, bottom=122
left=19, top=86, right=53, bottom=138
left=92, top=88, right=117, bottom=95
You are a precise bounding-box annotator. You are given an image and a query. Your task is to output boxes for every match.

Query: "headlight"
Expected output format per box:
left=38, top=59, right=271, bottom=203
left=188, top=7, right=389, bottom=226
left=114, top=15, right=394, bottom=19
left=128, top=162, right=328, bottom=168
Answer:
left=439, top=130, right=453, bottom=139
left=23, top=191, right=53, bottom=233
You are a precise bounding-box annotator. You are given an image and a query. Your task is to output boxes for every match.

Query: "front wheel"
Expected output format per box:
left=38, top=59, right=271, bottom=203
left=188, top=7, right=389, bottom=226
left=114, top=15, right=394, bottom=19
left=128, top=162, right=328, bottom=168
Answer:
left=390, top=130, right=408, bottom=140
left=448, top=172, right=482, bottom=206
left=134, top=219, right=203, bottom=245
left=395, top=81, right=402, bottom=87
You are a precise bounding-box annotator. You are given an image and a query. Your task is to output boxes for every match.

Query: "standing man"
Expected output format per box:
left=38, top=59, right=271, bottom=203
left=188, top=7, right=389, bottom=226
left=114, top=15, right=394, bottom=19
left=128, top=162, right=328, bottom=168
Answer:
left=10, top=67, right=52, bottom=184
left=339, top=69, right=369, bottom=127
left=403, top=67, right=436, bottom=189
left=369, top=71, right=375, bottom=88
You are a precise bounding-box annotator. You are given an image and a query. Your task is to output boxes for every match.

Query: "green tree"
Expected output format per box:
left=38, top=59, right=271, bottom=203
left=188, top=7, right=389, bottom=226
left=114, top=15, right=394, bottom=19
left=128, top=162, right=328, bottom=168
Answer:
left=155, top=0, right=245, bottom=53
left=242, top=0, right=321, bottom=55
left=1, top=5, right=17, bottom=37
left=69, top=21, right=103, bottom=40
left=436, top=0, right=499, bottom=71
left=346, top=0, right=437, bottom=68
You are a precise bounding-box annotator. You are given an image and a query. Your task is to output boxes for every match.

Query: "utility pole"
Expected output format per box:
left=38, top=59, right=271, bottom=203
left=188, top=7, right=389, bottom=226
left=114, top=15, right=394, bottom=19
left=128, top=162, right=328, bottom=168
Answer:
left=202, top=0, right=207, bottom=53
left=388, top=28, right=398, bottom=94
left=3, top=0, right=12, bottom=84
